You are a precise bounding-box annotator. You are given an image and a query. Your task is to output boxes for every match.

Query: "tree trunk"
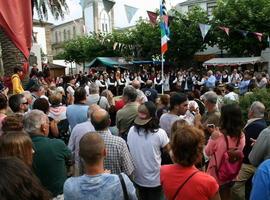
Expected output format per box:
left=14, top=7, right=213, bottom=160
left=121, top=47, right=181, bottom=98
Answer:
left=0, top=29, right=24, bottom=77
left=0, top=29, right=30, bottom=88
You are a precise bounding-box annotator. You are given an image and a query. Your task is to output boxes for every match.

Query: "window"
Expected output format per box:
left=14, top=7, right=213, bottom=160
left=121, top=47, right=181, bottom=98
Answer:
left=59, top=31, right=62, bottom=42
left=207, top=2, right=217, bottom=17
left=73, top=26, right=76, bottom=38
left=100, top=10, right=109, bottom=33
left=67, top=30, right=71, bottom=40
left=63, top=29, right=67, bottom=41
left=55, top=32, right=58, bottom=43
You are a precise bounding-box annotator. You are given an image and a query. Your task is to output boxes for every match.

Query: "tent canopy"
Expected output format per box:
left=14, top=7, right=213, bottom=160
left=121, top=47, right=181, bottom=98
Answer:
left=86, top=57, right=130, bottom=69
left=203, top=57, right=266, bottom=67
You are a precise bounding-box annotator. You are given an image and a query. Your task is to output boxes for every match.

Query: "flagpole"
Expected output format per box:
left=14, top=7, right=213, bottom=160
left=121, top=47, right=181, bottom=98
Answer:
left=161, top=53, right=164, bottom=95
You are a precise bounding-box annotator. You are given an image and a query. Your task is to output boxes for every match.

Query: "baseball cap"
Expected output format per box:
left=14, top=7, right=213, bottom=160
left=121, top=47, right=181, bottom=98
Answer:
left=134, top=104, right=152, bottom=126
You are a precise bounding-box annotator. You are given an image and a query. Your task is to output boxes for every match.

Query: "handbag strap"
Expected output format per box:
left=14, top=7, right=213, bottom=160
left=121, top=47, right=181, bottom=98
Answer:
left=118, top=173, right=129, bottom=200
left=172, top=171, right=199, bottom=200
left=97, top=96, right=102, bottom=106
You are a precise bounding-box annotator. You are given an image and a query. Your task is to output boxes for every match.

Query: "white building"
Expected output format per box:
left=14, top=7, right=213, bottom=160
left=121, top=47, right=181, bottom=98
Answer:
left=51, top=18, right=85, bottom=56
left=176, top=0, right=217, bottom=17
left=82, top=0, right=159, bottom=34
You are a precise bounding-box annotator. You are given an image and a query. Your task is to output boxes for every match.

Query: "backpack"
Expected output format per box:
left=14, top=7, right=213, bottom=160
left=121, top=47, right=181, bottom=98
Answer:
left=214, top=135, right=244, bottom=183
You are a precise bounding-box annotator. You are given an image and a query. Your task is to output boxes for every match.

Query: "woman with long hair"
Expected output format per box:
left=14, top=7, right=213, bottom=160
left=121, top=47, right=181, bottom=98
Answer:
left=205, top=104, right=245, bottom=200
left=127, top=101, right=170, bottom=200
left=0, top=157, right=51, bottom=200
left=0, top=131, right=33, bottom=167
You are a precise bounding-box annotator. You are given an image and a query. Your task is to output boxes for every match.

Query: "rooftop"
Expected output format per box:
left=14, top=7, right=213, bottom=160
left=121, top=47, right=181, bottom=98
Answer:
left=178, top=0, right=216, bottom=6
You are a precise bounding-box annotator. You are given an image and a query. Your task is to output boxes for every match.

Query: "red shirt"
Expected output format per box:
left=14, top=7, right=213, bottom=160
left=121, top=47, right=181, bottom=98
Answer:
left=160, top=164, right=219, bottom=200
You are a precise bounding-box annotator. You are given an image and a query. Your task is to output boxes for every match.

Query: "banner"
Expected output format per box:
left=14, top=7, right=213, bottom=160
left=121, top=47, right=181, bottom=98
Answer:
left=103, top=0, right=115, bottom=13
left=239, top=30, right=249, bottom=37
left=147, top=11, right=158, bottom=25
left=124, top=5, right=138, bottom=23
left=219, top=26, right=230, bottom=36
left=254, top=32, right=263, bottom=42
left=0, top=0, right=33, bottom=58
left=199, top=23, right=211, bottom=40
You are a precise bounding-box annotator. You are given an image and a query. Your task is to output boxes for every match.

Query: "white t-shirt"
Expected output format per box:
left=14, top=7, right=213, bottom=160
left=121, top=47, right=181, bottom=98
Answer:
left=224, top=92, right=239, bottom=101
left=127, top=126, right=169, bottom=187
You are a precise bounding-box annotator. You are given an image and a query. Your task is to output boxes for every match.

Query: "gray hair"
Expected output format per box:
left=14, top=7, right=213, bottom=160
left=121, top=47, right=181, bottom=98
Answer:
left=89, top=83, right=99, bottom=94
left=202, top=91, right=218, bottom=104
left=23, top=91, right=32, bottom=100
left=23, top=110, right=47, bottom=134
left=123, top=86, right=137, bottom=102
left=250, top=101, right=265, bottom=118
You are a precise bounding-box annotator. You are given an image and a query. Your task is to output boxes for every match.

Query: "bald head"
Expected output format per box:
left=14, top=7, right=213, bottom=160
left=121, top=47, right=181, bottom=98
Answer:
left=132, top=80, right=140, bottom=89
left=91, top=109, right=110, bottom=131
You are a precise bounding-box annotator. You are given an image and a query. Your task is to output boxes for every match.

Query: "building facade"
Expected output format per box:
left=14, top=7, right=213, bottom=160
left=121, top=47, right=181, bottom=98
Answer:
left=176, top=0, right=217, bottom=17
left=51, top=18, right=85, bottom=56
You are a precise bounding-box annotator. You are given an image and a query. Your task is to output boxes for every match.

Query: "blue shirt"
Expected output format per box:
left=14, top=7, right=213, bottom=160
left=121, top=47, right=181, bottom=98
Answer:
left=66, top=104, right=89, bottom=131
left=205, top=75, right=216, bottom=88
left=64, top=173, right=138, bottom=200
left=238, top=80, right=250, bottom=95
left=250, top=159, right=270, bottom=200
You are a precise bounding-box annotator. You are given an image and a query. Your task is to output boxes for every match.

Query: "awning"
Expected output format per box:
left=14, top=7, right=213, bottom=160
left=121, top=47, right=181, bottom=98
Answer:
left=203, top=57, right=266, bottom=67
left=86, top=57, right=129, bottom=69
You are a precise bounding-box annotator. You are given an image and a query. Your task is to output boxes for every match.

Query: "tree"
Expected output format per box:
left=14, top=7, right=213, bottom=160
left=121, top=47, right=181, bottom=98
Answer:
left=0, top=0, right=68, bottom=77
left=213, top=0, right=270, bottom=56
left=63, top=33, right=120, bottom=67
left=167, top=7, right=209, bottom=63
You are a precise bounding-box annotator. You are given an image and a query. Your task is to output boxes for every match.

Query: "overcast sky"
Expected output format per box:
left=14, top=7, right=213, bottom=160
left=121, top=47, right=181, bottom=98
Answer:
left=41, top=0, right=185, bottom=25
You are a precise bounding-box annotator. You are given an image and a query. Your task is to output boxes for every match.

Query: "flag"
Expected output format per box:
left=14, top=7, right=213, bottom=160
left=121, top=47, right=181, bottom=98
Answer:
left=239, top=30, right=249, bottom=37
left=199, top=23, right=211, bottom=40
left=103, top=0, right=115, bottom=13
left=254, top=32, right=263, bottom=42
left=219, top=26, right=230, bottom=36
left=0, top=0, right=33, bottom=58
left=160, top=0, right=170, bottom=54
left=113, top=42, right=118, bottom=50
left=124, top=5, right=138, bottom=23
left=147, top=11, right=158, bottom=25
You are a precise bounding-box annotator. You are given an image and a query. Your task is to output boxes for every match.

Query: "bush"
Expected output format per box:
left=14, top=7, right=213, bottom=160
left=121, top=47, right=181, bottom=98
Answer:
left=239, top=88, right=270, bottom=123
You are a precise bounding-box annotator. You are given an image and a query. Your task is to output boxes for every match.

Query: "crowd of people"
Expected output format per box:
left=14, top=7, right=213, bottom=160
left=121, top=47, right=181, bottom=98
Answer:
left=0, top=65, right=270, bottom=200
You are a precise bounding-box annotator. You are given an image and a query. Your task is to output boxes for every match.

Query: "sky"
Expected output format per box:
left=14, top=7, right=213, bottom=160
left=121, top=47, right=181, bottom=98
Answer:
left=42, top=0, right=185, bottom=25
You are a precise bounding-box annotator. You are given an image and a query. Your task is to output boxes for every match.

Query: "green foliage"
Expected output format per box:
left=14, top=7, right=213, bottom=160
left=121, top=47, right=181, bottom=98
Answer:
left=62, top=33, right=119, bottom=64
left=213, top=0, right=270, bottom=56
left=239, top=88, right=270, bottom=121
left=167, top=6, right=209, bottom=62
left=62, top=8, right=210, bottom=64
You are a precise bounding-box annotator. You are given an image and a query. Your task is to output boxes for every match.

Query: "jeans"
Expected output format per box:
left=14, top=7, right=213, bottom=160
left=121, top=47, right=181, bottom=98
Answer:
left=231, top=163, right=256, bottom=200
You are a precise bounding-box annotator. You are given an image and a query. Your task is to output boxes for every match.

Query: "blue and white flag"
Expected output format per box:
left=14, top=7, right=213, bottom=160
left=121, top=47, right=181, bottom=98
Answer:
left=199, top=23, right=211, bottom=40
left=124, top=5, right=138, bottom=23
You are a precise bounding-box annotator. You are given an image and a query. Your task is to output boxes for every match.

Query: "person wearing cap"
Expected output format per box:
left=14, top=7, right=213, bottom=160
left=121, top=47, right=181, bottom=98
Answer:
left=127, top=101, right=170, bottom=200
left=11, top=66, right=24, bottom=94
